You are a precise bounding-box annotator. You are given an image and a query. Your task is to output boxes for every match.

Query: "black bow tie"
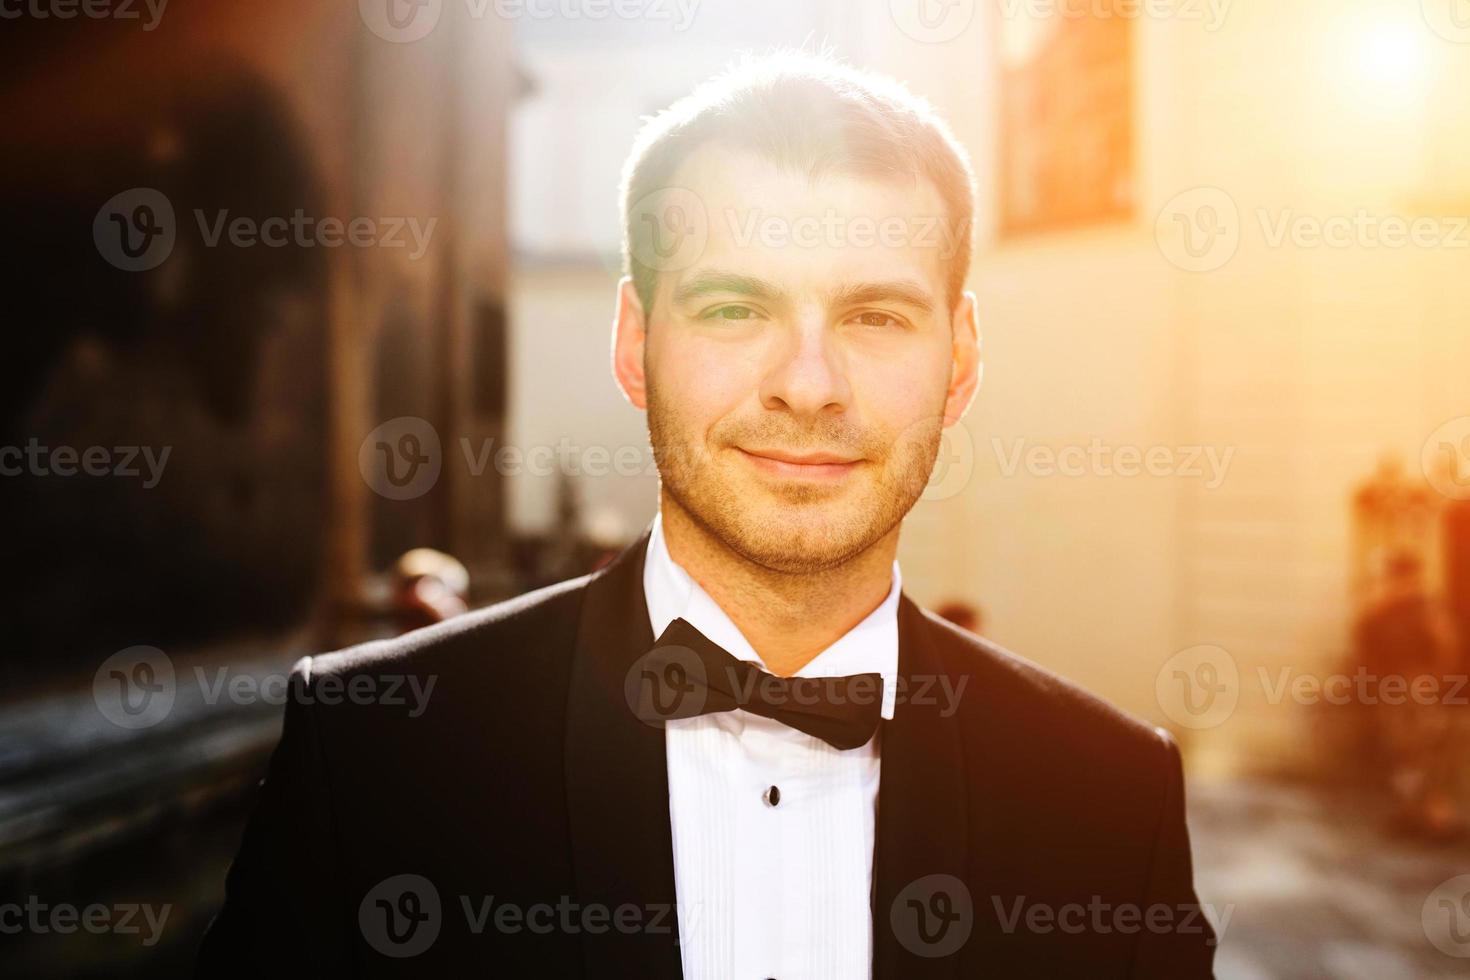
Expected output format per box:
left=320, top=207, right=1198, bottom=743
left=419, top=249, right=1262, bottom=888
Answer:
left=628, top=617, right=885, bottom=750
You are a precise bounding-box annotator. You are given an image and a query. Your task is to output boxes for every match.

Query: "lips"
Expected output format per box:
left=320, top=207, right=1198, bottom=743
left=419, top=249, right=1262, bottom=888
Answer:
left=735, top=447, right=863, bottom=480
left=739, top=448, right=861, bottom=466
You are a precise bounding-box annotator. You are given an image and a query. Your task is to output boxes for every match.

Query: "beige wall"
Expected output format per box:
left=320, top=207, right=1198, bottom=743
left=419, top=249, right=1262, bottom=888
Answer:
left=867, top=0, right=1470, bottom=769
left=507, top=261, right=657, bottom=538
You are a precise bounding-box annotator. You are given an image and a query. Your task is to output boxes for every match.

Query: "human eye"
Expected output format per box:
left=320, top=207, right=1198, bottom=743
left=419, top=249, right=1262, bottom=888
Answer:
left=846, top=310, right=907, bottom=330
left=700, top=304, right=760, bottom=322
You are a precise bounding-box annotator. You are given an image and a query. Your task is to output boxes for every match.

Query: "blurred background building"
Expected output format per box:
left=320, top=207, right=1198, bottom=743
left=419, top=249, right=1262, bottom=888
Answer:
left=3, top=0, right=1469, bottom=975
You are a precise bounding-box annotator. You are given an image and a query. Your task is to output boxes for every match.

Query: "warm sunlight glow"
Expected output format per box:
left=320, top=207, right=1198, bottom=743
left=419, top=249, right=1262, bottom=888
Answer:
left=1345, top=15, right=1428, bottom=102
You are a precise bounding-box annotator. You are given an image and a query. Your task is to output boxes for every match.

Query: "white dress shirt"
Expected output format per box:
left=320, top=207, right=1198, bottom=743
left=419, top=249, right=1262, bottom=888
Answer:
left=642, top=511, right=902, bottom=980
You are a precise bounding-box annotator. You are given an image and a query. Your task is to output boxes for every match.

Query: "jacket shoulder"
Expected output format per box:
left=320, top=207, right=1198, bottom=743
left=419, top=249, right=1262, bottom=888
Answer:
left=918, top=606, right=1176, bottom=762
left=301, top=571, right=595, bottom=683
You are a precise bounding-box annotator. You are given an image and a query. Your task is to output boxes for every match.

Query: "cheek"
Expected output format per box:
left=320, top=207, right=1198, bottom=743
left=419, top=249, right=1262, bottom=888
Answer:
left=852, top=343, right=950, bottom=430
left=652, top=338, right=758, bottom=435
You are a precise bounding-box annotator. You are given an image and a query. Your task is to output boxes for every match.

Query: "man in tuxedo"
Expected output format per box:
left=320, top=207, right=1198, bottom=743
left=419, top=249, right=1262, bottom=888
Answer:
left=199, top=52, right=1217, bottom=977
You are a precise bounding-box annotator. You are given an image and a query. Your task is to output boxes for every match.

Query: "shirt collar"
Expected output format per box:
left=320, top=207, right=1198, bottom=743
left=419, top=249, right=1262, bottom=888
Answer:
left=641, top=510, right=902, bottom=720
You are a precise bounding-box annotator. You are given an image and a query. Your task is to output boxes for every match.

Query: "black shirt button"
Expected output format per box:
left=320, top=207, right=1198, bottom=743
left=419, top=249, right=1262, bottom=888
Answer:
left=763, top=785, right=781, bottom=807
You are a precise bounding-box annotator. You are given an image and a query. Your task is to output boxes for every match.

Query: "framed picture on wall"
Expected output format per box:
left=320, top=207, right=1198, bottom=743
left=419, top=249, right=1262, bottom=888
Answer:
left=998, top=4, right=1135, bottom=235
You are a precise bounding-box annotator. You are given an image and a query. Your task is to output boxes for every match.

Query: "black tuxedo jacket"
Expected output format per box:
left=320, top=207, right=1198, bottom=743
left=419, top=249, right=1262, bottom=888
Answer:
left=198, top=526, right=1216, bottom=977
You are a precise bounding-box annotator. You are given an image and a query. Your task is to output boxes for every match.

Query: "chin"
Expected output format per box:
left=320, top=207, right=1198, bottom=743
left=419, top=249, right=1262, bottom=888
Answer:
left=718, top=501, right=881, bottom=573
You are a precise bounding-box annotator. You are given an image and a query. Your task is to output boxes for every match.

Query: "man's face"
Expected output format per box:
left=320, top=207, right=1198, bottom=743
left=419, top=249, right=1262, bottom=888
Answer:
left=623, top=144, right=978, bottom=573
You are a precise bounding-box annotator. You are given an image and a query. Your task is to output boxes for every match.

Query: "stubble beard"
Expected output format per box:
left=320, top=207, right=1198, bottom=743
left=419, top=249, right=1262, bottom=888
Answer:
left=646, top=386, right=942, bottom=574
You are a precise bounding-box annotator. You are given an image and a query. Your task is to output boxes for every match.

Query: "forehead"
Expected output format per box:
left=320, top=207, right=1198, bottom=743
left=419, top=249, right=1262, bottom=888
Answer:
left=660, top=142, right=951, bottom=305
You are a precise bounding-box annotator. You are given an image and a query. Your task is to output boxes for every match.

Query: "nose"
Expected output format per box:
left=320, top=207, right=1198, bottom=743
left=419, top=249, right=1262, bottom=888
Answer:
left=757, top=310, right=851, bottom=419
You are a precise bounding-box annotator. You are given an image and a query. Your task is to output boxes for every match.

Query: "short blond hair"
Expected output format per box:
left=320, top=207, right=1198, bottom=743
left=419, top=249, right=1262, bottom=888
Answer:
left=619, top=50, right=976, bottom=315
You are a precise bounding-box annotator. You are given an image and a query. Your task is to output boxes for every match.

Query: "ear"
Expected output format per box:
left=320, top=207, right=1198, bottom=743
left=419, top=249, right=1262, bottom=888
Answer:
left=942, top=289, right=982, bottom=426
left=611, top=276, right=649, bottom=410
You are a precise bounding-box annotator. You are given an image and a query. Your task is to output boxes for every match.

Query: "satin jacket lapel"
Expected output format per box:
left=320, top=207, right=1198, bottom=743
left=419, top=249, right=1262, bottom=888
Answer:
left=872, top=593, right=969, bottom=979
left=564, top=525, right=684, bottom=979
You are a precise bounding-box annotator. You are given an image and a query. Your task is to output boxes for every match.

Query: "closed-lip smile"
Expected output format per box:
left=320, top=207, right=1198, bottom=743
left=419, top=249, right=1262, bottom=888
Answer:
left=736, top=447, right=863, bottom=479
left=740, top=447, right=860, bottom=466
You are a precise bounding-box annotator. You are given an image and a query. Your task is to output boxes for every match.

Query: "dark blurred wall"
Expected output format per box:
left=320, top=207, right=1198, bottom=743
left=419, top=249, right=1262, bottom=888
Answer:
left=4, top=61, right=332, bottom=677
left=2, top=0, right=517, bottom=685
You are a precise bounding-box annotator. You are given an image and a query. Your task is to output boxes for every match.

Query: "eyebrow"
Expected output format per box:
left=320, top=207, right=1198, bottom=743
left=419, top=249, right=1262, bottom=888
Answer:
left=671, top=271, right=782, bottom=306
left=824, top=280, right=936, bottom=316
left=671, top=270, right=937, bottom=315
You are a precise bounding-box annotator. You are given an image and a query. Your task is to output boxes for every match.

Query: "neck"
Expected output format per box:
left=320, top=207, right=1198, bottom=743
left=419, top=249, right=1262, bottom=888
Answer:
left=658, top=489, right=899, bottom=676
